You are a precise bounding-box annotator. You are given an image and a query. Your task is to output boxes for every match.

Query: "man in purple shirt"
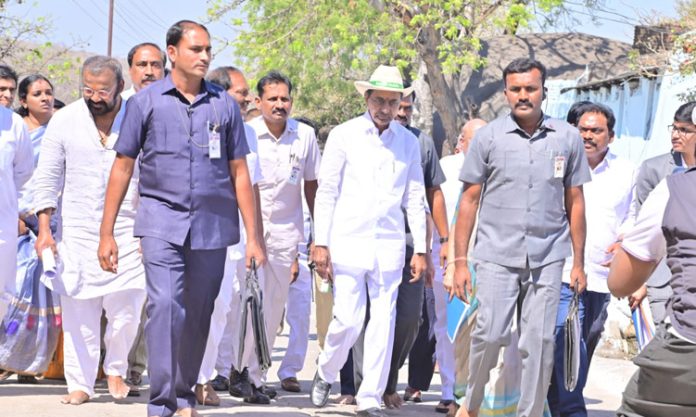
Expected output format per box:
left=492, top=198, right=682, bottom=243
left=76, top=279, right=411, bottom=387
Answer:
left=98, top=20, right=264, bottom=417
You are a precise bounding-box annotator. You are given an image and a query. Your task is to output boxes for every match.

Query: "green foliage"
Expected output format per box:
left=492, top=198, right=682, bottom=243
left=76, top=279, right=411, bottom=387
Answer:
left=208, top=0, right=408, bottom=125
left=207, top=0, right=566, bottom=126
left=1, top=0, right=83, bottom=99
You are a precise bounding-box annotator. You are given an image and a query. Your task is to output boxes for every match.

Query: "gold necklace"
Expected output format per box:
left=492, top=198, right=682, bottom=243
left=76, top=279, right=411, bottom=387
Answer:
left=98, top=130, right=109, bottom=147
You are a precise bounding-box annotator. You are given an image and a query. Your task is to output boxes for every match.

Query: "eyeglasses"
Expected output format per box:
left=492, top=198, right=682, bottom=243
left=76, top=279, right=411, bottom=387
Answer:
left=668, top=124, right=696, bottom=137
left=368, top=96, right=400, bottom=109
left=82, top=85, right=116, bottom=99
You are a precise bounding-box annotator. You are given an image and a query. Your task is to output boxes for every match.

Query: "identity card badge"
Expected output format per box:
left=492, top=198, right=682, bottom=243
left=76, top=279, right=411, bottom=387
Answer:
left=288, top=165, right=301, bottom=185
left=208, top=121, right=221, bottom=159
left=554, top=155, right=565, bottom=178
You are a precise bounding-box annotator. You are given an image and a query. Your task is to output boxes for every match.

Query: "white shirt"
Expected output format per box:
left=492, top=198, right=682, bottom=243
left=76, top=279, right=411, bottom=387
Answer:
left=431, top=152, right=465, bottom=282
left=121, top=87, right=136, bottom=101
left=227, top=123, right=263, bottom=261
left=0, top=108, right=33, bottom=294
left=250, top=116, right=321, bottom=251
left=32, top=99, right=145, bottom=299
left=563, top=152, right=636, bottom=293
left=622, top=179, right=668, bottom=264
left=314, top=112, right=427, bottom=271
left=439, top=152, right=465, bottom=225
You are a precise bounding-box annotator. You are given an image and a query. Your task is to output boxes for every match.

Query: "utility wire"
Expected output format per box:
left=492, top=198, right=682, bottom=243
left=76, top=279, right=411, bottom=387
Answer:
left=70, top=0, right=131, bottom=47
left=115, top=2, right=162, bottom=43
left=126, top=0, right=170, bottom=30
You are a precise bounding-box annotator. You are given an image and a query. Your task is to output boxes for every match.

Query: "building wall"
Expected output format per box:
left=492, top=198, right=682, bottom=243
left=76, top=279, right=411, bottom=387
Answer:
left=551, top=72, right=696, bottom=166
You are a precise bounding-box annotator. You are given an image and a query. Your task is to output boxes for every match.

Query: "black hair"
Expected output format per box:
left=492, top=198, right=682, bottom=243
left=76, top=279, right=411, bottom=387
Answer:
left=16, top=74, right=53, bottom=118
left=127, top=42, right=167, bottom=68
left=502, top=58, right=547, bottom=86
left=256, top=71, right=293, bottom=97
left=206, top=66, right=242, bottom=90
left=166, top=20, right=210, bottom=47
left=576, top=102, right=616, bottom=133
left=674, top=101, right=696, bottom=123
left=82, top=55, right=124, bottom=86
left=53, top=98, right=65, bottom=110
left=0, top=64, right=18, bottom=84
left=566, top=100, right=593, bottom=126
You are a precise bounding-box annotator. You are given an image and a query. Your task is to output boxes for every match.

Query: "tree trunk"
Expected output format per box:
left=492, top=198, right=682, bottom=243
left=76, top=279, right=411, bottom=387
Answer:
left=415, top=25, right=465, bottom=155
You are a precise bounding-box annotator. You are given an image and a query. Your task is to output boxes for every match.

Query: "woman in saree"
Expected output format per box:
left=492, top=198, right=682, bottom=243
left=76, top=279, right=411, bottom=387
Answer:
left=0, top=74, right=61, bottom=383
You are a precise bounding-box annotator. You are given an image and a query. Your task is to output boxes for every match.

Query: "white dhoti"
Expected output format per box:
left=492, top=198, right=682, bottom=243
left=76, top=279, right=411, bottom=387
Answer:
left=277, top=252, right=312, bottom=381
left=245, top=247, right=296, bottom=386
left=61, top=288, right=145, bottom=396
left=317, top=262, right=402, bottom=411
left=198, top=250, right=244, bottom=384
left=0, top=233, right=16, bottom=322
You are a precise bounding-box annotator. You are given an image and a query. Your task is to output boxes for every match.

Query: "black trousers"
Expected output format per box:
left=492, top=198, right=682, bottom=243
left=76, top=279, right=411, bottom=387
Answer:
left=407, top=290, right=436, bottom=390
left=340, top=349, right=356, bottom=396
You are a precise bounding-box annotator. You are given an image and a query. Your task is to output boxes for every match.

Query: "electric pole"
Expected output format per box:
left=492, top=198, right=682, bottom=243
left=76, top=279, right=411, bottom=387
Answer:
left=107, top=0, right=114, bottom=56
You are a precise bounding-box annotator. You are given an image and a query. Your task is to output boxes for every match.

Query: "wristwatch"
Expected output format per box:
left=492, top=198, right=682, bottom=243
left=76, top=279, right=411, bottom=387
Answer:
left=439, top=236, right=449, bottom=244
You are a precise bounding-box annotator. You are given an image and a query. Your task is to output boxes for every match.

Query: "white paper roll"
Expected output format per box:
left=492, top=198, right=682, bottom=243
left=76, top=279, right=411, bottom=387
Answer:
left=41, top=248, right=57, bottom=279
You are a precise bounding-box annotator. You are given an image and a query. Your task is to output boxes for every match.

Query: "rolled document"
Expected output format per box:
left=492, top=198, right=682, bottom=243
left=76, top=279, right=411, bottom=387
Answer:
left=41, top=248, right=57, bottom=279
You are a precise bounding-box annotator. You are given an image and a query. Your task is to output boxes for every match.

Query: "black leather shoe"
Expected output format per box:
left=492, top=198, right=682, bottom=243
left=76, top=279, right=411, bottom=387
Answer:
left=310, top=371, right=331, bottom=407
left=125, top=371, right=142, bottom=397
left=357, top=407, right=384, bottom=417
left=259, top=384, right=277, bottom=399
left=229, top=367, right=252, bottom=398
left=243, top=384, right=271, bottom=404
left=210, top=374, right=230, bottom=391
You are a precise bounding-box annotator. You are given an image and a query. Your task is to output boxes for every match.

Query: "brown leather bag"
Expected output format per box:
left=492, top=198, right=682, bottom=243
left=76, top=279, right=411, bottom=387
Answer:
left=42, top=331, right=64, bottom=380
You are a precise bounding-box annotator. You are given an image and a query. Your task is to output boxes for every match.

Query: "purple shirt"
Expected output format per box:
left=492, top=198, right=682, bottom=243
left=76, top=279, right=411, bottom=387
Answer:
left=115, top=75, right=249, bottom=250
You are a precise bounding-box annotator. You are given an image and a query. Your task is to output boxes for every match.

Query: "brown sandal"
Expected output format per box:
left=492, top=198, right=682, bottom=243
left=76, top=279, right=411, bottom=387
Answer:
left=195, top=382, right=220, bottom=406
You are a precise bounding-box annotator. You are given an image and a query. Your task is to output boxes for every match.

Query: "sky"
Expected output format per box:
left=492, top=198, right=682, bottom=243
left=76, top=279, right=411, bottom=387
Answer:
left=4, top=0, right=681, bottom=67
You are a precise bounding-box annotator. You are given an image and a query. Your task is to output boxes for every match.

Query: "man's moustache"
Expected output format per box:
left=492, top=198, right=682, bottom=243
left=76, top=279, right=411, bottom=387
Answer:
left=583, top=140, right=597, bottom=147
left=515, top=101, right=532, bottom=108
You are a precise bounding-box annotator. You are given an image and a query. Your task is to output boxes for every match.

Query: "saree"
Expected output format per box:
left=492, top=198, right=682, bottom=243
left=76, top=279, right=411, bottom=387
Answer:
left=0, top=125, right=61, bottom=375
left=0, top=227, right=61, bottom=374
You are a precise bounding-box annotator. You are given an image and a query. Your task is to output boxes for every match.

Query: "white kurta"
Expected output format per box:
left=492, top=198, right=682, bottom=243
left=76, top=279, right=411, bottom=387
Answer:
left=32, top=99, right=144, bottom=299
left=0, top=108, right=33, bottom=308
left=314, top=112, right=427, bottom=271
left=562, top=151, right=636, bottom=293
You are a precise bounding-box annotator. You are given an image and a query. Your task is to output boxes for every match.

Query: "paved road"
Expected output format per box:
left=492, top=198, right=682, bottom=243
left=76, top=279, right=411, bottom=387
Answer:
left=0, top=323, right=636, bottom=417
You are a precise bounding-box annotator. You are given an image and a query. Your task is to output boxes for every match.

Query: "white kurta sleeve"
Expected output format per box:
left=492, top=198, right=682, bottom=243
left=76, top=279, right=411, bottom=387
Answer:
left=403, top=139, right=427, bottom=254
left=243, top=124, right=262, bottom=185
left=617, top=166, right=638, bottom=237
left=313, top=129, right=345, bottom=247
left=622, top=179, right=669, bottom=263
left=32, top=122, right=66, bottom=213
left=13, top=118, right=33, bottom=190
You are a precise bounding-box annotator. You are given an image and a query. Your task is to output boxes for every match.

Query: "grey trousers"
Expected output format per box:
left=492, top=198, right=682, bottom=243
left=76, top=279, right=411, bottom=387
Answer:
left=465, top=260, right=563, bottom=417
left=140, top=236, right=226, bottom=417
left=617, top=323, right=696, bottom=417
left=353, top=246, right=424, bottom=395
